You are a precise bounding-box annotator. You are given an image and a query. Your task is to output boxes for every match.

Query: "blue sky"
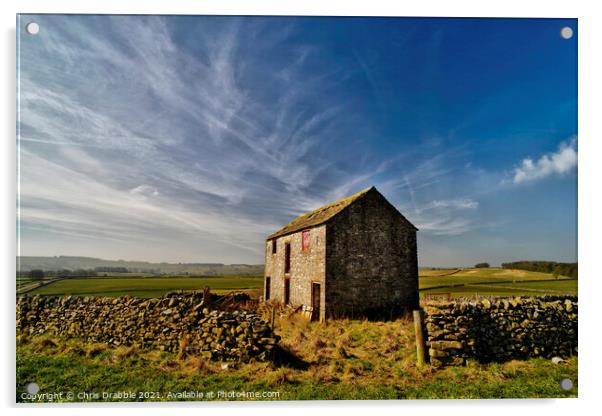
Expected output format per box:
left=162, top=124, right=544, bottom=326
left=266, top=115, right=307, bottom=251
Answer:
left=17, top=15, right=577, bottom=266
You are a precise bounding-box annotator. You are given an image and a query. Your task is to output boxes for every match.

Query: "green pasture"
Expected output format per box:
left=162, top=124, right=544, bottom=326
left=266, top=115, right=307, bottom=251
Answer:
left=21, top=267, right=577, bottom=299
left=28, top=276, right=264, bottom=298
left=419, top=268, right=577, bottom=298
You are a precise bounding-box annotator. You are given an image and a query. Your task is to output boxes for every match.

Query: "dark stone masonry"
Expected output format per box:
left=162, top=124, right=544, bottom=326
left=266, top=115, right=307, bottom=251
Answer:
left=17, top=293, right=280, bottom=362
left=423, top=296, right=578, bottom=367
left=264, top=186, right=419, bottom=321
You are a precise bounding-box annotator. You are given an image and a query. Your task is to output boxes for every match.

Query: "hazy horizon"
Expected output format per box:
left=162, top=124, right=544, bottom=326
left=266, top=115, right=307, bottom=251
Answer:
left=16, top=254, right=263, bottom=266
left=17, top=16, right=577, bottom=267
left=20, top=254, right=576, bottom=270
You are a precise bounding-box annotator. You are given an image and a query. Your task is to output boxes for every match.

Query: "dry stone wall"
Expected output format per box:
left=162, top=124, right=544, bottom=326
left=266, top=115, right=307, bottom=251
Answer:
left=17, top=293, right=279, bottom=362
left=423, top=296, right=577, bottom=367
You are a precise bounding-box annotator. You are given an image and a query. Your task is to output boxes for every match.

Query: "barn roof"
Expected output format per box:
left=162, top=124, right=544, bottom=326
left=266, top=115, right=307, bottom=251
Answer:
left=267, top=186, right=417, bottom=240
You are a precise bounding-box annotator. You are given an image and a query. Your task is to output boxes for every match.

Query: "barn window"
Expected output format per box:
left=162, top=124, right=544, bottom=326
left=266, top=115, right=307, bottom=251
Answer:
left=302, top=230, right=310, bottom=252
left=284, top=242, right=291, bottom=273
left=271, top=239, right=277, bottom=254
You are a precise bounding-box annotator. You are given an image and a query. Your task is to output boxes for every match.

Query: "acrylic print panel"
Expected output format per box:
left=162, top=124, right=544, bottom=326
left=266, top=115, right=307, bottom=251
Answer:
left=16, top=15, right=577, bottom=402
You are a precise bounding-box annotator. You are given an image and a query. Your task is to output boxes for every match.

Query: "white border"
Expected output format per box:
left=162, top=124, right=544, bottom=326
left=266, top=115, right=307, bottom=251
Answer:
left=3, top=1, right=601, bottom=415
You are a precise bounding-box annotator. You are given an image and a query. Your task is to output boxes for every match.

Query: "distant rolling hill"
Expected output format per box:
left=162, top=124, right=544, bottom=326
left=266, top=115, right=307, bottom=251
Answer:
left=17, top=256, right=264, bottom=276
left=419, top=267, right=577, bottom=298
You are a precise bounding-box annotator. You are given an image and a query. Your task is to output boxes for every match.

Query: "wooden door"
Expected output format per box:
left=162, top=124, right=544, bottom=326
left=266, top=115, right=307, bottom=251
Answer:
left=311, top=282, right=321, bottom=321
left=265, top=277, right=271, bottom=300
left=284, top=278, right=290, bottom=305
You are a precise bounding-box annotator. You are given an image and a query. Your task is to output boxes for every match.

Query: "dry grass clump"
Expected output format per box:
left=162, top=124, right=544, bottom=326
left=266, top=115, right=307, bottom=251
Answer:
left=341, top=361, right=366, bottom=380
left=85, top=343, right=107, bottom=358
left=16, top=334, right=29, bottom=345
left=177, top=356, right=220, bottom=376
left=291, top=331, right=307, bottom=346
left=143, top=350, right=163, bottom=363
left=111, top=345, right=140, bottom=362
left=176, top=334, right=189, bottom=360
left=63, top=344, right=86, bottom=356
left=158, top=358, right=180, bottom=373
left=29, top=335, right=59, bottom=353
left=26, top=335, right=98, bottom=358
left=337, top=333, right=353, bottom=348
left=264, top=367, right=296, bottom=387
left=281, top=312, right=310, bottom=332
left=309, top=362, right=341, bottom=383
left=38, top=337, right=59, bottom=348
left=151, top=348, right=241, bottom=376
left=312, top=337, right=327, bottom=351
left=237, top=361, right=274, bottom=383
left=382, top=333, right=404, bottom=354
left=334, top=345, right=352, bottom=359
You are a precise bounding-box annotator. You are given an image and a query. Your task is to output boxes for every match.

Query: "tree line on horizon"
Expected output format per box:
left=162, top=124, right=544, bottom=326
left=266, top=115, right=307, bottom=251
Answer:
left=21, top=267, right=137, bottom=279
left=22, top=269, right=100, bottom=279
left=501, top=261, right=578, bottom=278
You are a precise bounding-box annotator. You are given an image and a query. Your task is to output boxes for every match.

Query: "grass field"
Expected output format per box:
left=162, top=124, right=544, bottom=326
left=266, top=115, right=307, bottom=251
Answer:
left=16, top=315, right=577, bottom=402
left=16, top=268, right=578, bottom=401
left=419, top=268, right=577, bottom=298
left=27, top=276, right=264, bottom=298
left=418, top=268, right=462, bottom=277
left=22, top=267, right=577, bottom=299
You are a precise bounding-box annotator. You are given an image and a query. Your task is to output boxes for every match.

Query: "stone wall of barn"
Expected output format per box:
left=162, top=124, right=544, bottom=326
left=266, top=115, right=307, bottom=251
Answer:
left=264, top=225, right=326, bottom=320
left=325, top=190, right=419, bottom=318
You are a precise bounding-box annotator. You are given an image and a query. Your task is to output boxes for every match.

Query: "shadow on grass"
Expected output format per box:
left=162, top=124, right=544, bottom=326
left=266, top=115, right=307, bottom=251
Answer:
left=271, top=345, right=310, bottom=370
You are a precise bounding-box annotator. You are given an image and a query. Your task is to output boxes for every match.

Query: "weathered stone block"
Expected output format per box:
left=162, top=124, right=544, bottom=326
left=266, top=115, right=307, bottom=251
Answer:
left=430, top=340, right=463, bottom=350
left=429, top=348, right=449, bottom=358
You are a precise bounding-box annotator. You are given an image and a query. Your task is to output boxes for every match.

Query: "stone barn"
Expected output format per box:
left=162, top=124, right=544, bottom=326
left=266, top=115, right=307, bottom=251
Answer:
left=263, top=186, right=419, bottom=321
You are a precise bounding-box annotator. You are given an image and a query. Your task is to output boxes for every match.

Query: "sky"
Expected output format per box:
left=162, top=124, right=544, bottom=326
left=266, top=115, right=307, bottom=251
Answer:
left=17, top=15, right=577, bottom=267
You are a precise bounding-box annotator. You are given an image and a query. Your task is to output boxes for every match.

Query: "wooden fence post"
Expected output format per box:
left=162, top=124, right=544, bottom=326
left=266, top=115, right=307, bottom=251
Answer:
left=203, top=286, right=211, bottom=309
left=413, top=309, right=427, bottom=367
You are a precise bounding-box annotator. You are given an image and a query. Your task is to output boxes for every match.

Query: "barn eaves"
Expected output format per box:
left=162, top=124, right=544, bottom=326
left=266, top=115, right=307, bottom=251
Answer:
left=267, top=186, right=417, bottom=240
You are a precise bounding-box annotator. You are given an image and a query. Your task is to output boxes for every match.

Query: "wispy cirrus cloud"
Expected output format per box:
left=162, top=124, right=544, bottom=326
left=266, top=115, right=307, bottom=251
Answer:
left=511, top=137, right=577, bottom=184
left=17, top=15, right=577, bottom=266
left=372, top=147, right=485, bottom=236
left=409, top=198, right=480, bottom=236
left=130, top=185, right=160, bottom=199
left=422, top=198, right=479, bottom=210
left=414, top=217, right=475, bottom=236
left=17, top=15, right=397, bottom=262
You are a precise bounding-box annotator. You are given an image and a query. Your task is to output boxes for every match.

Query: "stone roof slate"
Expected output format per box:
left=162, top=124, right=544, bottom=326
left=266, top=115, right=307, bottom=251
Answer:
left=267, top=186, right=416, bottom=240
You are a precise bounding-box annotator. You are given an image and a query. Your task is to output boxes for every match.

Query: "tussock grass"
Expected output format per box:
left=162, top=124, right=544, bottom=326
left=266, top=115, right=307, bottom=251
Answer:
left=112, top=345, right=140, bottom=362
left=264, top=367, right=298, bottom=387
left=30, top=335, right=59, bottom=352
left=16, top=316, right=578, bottom=401
left=16, top=334, right=29, bottom=345
left=85, top=343, right=108, bottom=358
left=176, top=334, right=189, bottom=360
left=63, top=344, right=85, bottom=356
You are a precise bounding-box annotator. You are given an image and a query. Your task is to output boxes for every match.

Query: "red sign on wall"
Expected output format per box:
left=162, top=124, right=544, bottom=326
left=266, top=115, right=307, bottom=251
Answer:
left=302, top=230, right=311, bottom=252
